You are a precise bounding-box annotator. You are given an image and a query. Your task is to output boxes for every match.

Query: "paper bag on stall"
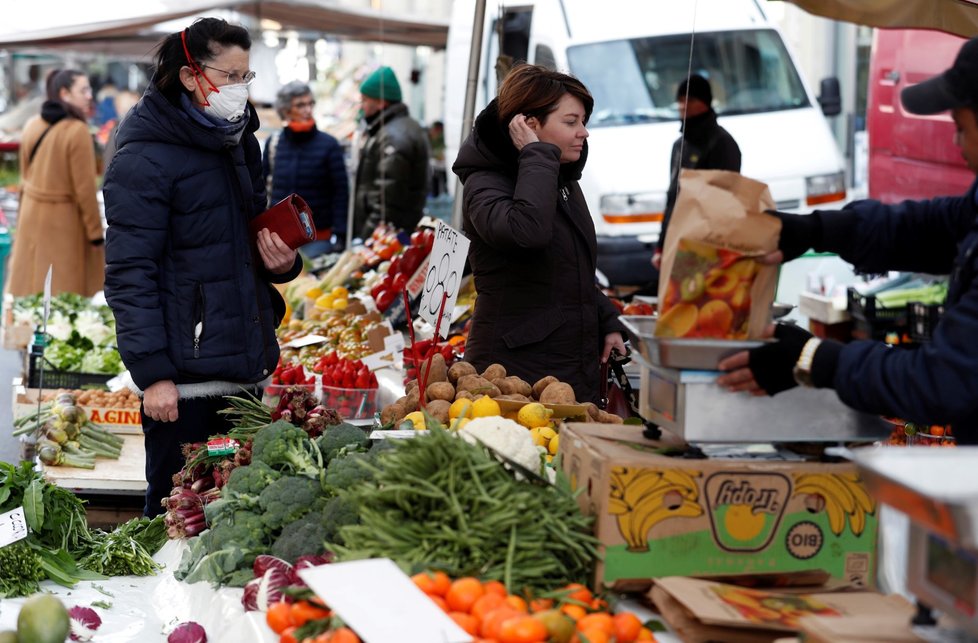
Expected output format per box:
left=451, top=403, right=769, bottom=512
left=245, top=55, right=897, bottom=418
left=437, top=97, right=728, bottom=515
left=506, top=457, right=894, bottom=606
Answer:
left=656, top=170, right=780, bottom=339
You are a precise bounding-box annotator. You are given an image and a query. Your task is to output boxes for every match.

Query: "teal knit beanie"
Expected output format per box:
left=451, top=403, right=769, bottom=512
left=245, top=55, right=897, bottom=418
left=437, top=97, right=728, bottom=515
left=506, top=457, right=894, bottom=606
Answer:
left=359, top=66, right=402, bottom=102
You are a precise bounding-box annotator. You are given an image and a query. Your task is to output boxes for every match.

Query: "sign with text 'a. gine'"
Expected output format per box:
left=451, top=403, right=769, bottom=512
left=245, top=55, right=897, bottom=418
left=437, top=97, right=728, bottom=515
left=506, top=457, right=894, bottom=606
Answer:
left=418, top=221, right=469, bottom=338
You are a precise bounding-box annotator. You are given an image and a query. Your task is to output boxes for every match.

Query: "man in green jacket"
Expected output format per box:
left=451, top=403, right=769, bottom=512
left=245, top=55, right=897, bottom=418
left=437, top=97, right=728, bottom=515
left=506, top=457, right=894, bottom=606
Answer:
left=352, top=66, right=430, bottom=241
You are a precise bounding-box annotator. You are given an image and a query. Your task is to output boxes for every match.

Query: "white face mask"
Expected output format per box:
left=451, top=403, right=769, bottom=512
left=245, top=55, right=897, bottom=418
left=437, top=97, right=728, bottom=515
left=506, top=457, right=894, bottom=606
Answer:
left=203, top=82, right=250, bottom=123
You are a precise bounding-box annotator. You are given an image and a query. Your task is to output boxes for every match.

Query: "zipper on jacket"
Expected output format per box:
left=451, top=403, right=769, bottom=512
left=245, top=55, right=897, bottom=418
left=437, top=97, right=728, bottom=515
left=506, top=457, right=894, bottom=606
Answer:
left=193, top=283, right=205, bottom=358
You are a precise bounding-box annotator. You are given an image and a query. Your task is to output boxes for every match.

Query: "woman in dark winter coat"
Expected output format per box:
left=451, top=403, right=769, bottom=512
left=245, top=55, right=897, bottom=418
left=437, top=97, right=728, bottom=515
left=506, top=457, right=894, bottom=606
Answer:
left=452, top=64, right=627, bottom=404
left=102, top=18, right=301, bottom=516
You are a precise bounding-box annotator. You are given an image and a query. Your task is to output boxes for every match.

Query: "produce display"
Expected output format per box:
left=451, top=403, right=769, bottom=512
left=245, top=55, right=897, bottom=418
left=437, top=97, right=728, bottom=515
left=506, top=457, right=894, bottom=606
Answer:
left=13, top=392, right=126, bottom=469
left=277, top=314, right=388, bottom=363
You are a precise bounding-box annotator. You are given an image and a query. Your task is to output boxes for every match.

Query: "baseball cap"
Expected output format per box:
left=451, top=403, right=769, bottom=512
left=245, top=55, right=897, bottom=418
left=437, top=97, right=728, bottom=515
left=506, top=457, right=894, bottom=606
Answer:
left=902, top=36, right=978, bottom=115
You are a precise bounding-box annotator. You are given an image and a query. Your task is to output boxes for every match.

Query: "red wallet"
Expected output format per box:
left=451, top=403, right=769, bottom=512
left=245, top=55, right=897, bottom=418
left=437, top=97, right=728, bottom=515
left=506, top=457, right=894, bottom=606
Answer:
left=249, top=194, right=317, bottom=250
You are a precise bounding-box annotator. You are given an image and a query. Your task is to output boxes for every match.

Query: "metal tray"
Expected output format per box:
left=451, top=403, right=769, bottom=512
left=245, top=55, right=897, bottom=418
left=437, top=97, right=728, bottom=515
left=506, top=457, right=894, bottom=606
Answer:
left=620, top=315, right=768, bottom=370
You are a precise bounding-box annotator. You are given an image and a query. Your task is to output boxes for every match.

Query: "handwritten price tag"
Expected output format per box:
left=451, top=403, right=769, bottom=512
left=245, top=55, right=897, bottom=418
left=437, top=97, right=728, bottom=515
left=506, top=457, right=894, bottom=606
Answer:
left=0, top=506, right=29, bottom=547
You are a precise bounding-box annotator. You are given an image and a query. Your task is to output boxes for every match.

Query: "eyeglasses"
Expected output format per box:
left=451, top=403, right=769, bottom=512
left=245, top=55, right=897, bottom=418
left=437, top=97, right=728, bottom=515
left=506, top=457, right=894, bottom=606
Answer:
left=201, top=64, right=256, bottom=86
left=293, top=99, right=316, bottom=110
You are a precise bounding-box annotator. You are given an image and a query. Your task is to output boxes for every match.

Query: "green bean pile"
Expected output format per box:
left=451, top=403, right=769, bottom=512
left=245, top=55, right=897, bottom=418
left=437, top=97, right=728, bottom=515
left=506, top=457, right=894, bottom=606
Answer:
left=335, top=428, right=599, bottom=592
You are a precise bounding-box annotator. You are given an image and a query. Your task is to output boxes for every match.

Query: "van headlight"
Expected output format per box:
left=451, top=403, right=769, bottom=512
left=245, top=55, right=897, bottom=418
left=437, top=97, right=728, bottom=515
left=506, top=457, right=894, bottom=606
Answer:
left=599, top=193, right=666, bottom=224
left=806, top=172, right=846, bottom=206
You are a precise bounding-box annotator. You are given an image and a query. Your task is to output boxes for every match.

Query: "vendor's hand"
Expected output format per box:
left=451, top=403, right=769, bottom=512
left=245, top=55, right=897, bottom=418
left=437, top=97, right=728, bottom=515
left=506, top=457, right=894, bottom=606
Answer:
left=508, top=114, right=540, bottom=151
left=601, top=332, right=627, bottom=363
left=144, top=380, right=179, bottom=422
left=717, top=323, right=812, bottom=396
left=257, top=229, right=298, bottom=274
left=651, top=250, right=662, bottom=270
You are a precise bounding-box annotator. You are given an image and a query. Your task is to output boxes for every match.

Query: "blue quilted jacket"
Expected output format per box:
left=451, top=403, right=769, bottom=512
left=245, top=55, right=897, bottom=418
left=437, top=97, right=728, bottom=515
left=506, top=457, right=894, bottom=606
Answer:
left=103, top=83, right=300, bottom=391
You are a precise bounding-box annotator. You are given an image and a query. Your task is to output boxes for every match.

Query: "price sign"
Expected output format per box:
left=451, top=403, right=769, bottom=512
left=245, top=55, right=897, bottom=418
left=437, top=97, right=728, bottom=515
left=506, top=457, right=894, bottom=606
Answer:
left=418, top=221, right=470, bottom=338
left=0, top=506, right=29, bottom=547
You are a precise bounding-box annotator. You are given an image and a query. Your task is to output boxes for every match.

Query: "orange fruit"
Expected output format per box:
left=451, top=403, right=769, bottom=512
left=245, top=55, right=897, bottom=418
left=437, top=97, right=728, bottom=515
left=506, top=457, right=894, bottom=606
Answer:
left=562, top=583, right=593, bottom=606
left=483, top=580, right=508, bottom=597
left=573, top=629, right=610, bottom=643
left=637, top=626, right=657, bottom=641
left=504, top=595, right=528, bottom=613
left=529, top=598, right=554, bottom=613
left=613, top=612, right=644, bottom=643
left=328, top=629, right=361, bottom=643
left=450, top=611, right=481, bottom=636
left=471, top=594, right=506, bottom=622
left=279, top=625, right=299, bottom=643
left=481, top=607, right=521, bottom=639
left=290, top=601, right=331, bottom=627
left=446, top=577, right=486, bottom=613
left=560, top=603, right=587, bottom=621
left=498, top=615, right=549, bottom=643
left=266, top=601, right=295, bottom=634
left=413, top=570, right=452, bottom=597
left=590, top=597, right=608, bottom=612
left=575, top=613, right=614, bottom=634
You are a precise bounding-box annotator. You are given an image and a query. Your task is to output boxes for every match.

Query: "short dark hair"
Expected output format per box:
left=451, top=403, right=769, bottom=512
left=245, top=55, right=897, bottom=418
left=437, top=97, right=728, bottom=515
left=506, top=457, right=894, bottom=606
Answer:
left=46, top=69, right=87, bottom=120
left=153, top=17, right=251, bottom=101
left=496, top=63, right=593, bottom=126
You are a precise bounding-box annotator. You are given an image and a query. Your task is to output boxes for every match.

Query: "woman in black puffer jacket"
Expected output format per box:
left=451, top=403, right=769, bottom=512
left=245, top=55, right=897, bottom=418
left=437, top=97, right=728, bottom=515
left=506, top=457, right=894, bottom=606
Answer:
left=103, top=18, right=301, bottom=516
left=452, top=64, right=626, bottom=404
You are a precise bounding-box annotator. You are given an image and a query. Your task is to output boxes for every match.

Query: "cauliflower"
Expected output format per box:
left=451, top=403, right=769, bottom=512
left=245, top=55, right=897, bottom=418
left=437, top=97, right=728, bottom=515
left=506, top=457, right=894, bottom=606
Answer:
left=74, top=309, right=114, bottom=346
left=458, top=417, right=545, bottom=475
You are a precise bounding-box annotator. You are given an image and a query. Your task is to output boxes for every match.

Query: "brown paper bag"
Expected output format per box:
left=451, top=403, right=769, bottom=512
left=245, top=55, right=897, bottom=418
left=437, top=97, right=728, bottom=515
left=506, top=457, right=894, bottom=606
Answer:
left=656, top=170, right=780, bottom=339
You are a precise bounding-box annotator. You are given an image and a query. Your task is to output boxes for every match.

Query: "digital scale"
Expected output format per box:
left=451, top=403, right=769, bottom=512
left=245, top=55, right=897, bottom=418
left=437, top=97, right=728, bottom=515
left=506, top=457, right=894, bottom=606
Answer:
left=620, top=315, right=891, bottom=443
left=846, top=447, right=978, bottom=640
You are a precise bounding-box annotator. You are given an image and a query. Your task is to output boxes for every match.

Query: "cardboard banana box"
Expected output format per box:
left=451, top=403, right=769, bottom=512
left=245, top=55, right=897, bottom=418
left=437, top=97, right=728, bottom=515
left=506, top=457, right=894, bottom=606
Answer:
left=559, top=424, right=878, bottom=593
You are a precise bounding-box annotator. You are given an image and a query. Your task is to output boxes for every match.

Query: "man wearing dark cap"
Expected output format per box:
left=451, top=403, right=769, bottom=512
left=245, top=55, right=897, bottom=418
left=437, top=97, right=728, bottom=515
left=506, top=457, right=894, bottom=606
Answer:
left=652, top=73, right=742, bottom=269
left=716, top=36, right=978, bottom=444
left=351, top=66, right=429, bottom=242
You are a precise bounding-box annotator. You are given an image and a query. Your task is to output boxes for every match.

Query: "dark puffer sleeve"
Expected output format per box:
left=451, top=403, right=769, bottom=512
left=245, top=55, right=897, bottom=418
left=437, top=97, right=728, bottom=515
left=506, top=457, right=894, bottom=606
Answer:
left=103, top=149, right=179, bottom=390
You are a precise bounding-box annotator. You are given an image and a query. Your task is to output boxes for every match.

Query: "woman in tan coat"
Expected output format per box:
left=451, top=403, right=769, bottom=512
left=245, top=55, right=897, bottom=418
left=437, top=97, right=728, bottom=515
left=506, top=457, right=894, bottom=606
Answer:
left=8, top=69, right=104, bottom=297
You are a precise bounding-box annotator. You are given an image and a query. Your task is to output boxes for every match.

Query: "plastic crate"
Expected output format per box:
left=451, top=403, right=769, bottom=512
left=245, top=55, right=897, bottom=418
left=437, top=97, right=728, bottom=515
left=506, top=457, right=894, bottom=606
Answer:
left=908, top=301, right=944, bottom=343
left=321, top=385, right=378, bottom=419
left=27, top=354, right=113, bottom=389
left=846, top=287, right=909, bottom=341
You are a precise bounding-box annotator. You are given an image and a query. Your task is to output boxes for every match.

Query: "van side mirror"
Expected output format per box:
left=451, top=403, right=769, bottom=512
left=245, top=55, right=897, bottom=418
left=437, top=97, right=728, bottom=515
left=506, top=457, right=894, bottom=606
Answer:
left=818, top=77, right=841, bottom=117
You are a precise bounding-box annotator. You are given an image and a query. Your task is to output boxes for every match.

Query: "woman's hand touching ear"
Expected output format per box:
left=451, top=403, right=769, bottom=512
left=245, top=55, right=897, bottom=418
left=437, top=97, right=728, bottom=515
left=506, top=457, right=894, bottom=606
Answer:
left=509, top=114, right=540, bottom=151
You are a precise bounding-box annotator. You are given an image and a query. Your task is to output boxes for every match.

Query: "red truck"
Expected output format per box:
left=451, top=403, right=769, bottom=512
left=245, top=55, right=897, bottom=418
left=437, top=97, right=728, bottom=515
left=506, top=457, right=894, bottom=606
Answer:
left=868, top=28, right=973, bottom=202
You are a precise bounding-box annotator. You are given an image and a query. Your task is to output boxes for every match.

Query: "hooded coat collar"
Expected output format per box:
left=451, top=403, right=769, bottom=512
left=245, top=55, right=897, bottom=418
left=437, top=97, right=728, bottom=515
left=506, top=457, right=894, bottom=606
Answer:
left=453, top=98, right=588, bottom=184
left=364, top=102, right=409, bottom=137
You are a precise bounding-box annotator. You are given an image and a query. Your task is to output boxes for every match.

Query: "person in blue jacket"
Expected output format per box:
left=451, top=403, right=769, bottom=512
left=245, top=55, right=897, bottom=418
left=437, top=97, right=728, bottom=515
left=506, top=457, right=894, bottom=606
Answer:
left=717, top=35, right=978, bottom=445
left=103, top=17, right=302, bottom=515
left=263, top=81, right=349, bottom=257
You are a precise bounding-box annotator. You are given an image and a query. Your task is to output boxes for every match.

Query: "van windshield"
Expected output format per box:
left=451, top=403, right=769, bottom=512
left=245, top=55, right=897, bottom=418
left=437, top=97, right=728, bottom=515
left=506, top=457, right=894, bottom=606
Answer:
left=567, top=29, right=810, bottom=127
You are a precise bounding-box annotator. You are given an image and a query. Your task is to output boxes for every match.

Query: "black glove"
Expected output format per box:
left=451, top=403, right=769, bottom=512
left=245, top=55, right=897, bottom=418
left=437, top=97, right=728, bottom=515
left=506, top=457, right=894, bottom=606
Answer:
left=765, top=210, right=823, bottom=262
left=747, top=322, right=813, bottom=395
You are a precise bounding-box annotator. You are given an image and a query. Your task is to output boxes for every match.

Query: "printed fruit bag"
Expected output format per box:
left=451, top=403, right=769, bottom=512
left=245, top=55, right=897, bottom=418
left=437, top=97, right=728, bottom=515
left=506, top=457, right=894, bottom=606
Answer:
left=656, top=170, right=780, bottom=340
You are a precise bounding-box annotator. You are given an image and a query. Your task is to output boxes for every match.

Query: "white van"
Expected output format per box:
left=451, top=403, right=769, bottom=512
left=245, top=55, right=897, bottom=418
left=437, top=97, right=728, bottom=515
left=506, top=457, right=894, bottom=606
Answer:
left=445, top=0, right=847, bottom=286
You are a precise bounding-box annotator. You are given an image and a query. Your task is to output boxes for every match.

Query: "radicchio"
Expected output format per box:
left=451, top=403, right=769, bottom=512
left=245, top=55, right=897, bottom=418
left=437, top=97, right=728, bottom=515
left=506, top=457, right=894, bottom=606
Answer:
left=241, top=567, right=291, bottom=612
left=290, top=553, right=334, bottom=586
left=69, top=606, right=102, bottom=641
left=253, top=554, right=294, bottom=578
left=168, top=621, right=207, bottom=643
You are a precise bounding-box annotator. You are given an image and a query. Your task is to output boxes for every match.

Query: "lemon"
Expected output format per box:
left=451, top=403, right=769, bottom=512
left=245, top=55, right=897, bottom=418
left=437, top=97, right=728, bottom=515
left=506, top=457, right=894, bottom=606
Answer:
left=529, top=427, right=548, bottom=447
left=537, top=426, right=557, bottom=442
left=331, top=286, right=350, bottom=299
left=517, top=402, right=553, bottom=428
left=471, top=395, right=501, bottom=418
left=314, top=294, right=335, bottom=309
left=548, top=433, right=560, bottom=455
left=449, top=417, right=471, bottom=432
left=331, top=298, right=348, bottom=310
left=306, top=286, right=324, bottom=299
left=449, top=398, right=473, bottom=420
left=403, top=411, right=426, bottom=430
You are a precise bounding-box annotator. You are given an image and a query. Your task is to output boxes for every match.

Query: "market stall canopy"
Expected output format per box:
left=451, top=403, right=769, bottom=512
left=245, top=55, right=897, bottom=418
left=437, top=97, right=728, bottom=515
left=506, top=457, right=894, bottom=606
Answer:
left=0, top=0, right=449, bottom=52
left=772, top=0, right=978, bottom=37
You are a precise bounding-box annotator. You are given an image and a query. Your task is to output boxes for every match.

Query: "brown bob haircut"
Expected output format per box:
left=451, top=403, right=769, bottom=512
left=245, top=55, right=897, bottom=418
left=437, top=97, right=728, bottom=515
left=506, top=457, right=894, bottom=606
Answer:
left=497, top=64, right=593, bottom=126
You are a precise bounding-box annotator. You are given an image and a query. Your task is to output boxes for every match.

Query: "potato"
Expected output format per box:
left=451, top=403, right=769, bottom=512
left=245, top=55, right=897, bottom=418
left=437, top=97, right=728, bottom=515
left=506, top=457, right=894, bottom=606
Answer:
left=454, top=390, right=476, bottom=402
left=532, top=376, right=559, bottom=400
left=494, top=376, right=532, bottom=397
left=481, top=363, right=507, bottom=382
left=426, top=381, right=456, bottom=402
left=539, top=381, right=576, bottom=405
left=380, top=400, right=407, bottom=426
left=425, top=399, right=452, bottom=425
left=419, top=353, right=448, bottom=383
left=496, top=393, right=531, bottom=403
left=405, top=379, right=420, bottom=396
left=585, top=402, right=624, bottom=424
left=448, top=361, right=477, bottom=384
left=457, top=374, right=501, bottom=398
left=404, top=390, right=420, bottom=414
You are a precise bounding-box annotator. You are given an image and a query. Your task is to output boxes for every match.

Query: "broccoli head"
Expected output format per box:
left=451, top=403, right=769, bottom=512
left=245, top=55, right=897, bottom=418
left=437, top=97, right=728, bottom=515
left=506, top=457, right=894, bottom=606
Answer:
left=324, top=452, right=375, bottom=491
left=202, top=510, right=269, bottom=554
left=258, top=475, right=324, bottom=531
left=322, top=494, right=360, bottom=544
left=251, top=421, right=323, bottom=477
left=367, top=438, right=398, bottom=460
left=224, top=461, right=282, bottom=499
left=270, top=508, right=329, bottom=563
left=0, top=541, right=43, bottom=597
left=316, top=423, right=369, bottom=462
